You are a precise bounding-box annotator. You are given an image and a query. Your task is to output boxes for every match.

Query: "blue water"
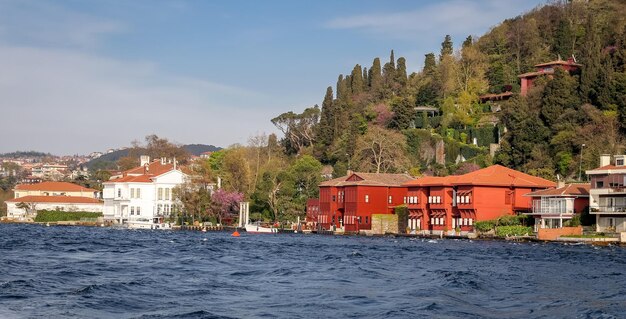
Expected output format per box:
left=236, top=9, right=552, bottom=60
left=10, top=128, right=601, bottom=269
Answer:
left=1, top=224, right=625, bottom=319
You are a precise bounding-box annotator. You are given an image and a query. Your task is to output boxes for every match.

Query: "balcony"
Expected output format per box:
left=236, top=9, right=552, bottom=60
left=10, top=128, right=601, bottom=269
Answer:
left=591, top=205, right=626, bottom=214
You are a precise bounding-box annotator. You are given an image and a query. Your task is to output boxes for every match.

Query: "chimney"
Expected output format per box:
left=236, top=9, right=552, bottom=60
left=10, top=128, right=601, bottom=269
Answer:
left=161, top=157, right=166, bottom=165
left=140, top=155, right=150, bottom=167
left=556, top=174, right=565, bottom=189
left=217, top=176, right=222, bottom=189
left=346, top=170, right=353, bottom=177
left=600, top=154, right=611, bottom=167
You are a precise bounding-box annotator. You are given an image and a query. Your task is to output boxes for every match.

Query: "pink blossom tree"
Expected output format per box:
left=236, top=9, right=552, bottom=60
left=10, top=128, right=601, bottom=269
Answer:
left=211, top=189, right=244, bottom=225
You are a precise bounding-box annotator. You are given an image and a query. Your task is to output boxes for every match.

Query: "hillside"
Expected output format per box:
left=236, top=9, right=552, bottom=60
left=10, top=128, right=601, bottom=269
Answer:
left=271, top=0, right=626, bottom=180
left=86, top=144, right=221, bottom=170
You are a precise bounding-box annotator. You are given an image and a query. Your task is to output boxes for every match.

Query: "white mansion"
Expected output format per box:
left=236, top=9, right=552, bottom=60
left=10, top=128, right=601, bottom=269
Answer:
left=103, top=156, right=186, bottom=227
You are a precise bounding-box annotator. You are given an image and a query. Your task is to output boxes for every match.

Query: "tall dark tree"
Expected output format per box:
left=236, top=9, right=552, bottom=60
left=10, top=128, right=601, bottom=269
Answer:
left=317, top=87, right=335, bottom=150
left=440, top=35, right=453, bottom=62
left=553, top=18, right=574, bottom=59
left=336, top=74, right=350, bottom=101
left=540, top=68, right=581, bottom=129
left=423, top=53, right=437, bottom=76
left=369, top=57, right=383, bottom=92
left=462, top=35, right=473, bottom=48
left=579, top=15, right=602, bottom=105
left=395, top=57, right=408, bottom=88
left=350, top=64, right=365, bottom=94
left=389, top=97, right=414, bottom=130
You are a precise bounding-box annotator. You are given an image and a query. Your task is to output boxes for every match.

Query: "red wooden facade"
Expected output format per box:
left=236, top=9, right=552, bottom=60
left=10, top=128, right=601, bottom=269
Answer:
left=317, top=172, right=414, bottom=231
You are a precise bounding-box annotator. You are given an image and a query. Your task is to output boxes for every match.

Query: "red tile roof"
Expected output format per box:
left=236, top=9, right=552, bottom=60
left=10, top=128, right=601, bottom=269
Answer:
left=6, top=195, right=102, bottom=204
left=105, top=160, right=176, bottom=184
left=525, top=183, right=590, bottom=197
left=404, top=175, right=458, bottom=187
left=518, top=70, right=554, bottom=78
left=586, top=164, right=626, bottom=172
left=452, top=165, right=555, bottom=187
left=319, top=172, right=414, bottom=187
left=14, top=182, right=97, bottom=193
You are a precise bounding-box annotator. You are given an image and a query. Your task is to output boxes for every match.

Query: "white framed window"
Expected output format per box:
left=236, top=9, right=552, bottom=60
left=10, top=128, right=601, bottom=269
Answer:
left=136, top=188, right=141, bottom=199
left=136, top=206, right=141, bottom=215
left=165, top=188, right=170, bottom=200
left=365, top=195, right=369, bottom=203
left=388, top=196, right=392, bottom=204
left=403, top=197, right=407, bottom=204
left=158, top=188, right=163, bottom=200
left=428, top=196, right=432, bottom=204
left=130, top=188, right=135, bottom=199
left=117, top=189, right=121, bottom=198
left=130, top=206, right=135, bottom=215
left=469, top=218, right=473, bottom=225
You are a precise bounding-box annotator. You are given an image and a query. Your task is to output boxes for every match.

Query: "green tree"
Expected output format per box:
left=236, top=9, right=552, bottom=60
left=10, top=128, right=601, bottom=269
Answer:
left=440, top=35, right=453, bottom=62
left=540, top=68, right=581, bottom=128
left=389, top=97, right=414, bottom=130
left=369, top=57, right=383, bottom=93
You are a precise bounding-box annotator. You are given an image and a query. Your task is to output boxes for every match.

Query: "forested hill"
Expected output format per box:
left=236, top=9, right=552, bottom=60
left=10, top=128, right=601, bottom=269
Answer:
left=271, top=0, right=626, bottom=180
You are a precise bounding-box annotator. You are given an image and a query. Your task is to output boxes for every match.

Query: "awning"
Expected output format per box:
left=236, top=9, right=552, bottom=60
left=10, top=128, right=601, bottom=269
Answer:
left=409, top=210, right=423, bottom=218
left=429, top=209, right=447, bottom=217
left=457, top=190, right=472, bottom=196
left=458, top=209, right=476, bottom=218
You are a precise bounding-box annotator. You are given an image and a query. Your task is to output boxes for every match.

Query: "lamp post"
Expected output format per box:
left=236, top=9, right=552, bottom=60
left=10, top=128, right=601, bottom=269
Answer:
left=578, top=144, right=586, bottom=181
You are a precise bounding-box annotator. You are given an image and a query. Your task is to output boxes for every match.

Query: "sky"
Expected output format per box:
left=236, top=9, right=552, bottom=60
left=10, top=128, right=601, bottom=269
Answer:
left=0, top=0, right=544, bottom=155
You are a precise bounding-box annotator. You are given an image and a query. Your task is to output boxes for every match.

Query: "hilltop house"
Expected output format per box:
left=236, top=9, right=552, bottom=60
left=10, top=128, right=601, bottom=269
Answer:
left=102, top=156, right=186, bottom=228
left=518, top=57, right=581, bottom=96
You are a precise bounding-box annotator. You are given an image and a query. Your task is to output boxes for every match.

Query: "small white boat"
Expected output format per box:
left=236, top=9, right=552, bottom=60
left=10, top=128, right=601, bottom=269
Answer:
left=128, top=218, right=172, bottom=230
left=245, top=222, right=278, bottom=234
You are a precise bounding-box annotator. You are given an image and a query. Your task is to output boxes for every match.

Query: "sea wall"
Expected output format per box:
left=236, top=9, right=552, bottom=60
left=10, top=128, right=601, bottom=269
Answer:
left=537, top=226, right=582, bottom=241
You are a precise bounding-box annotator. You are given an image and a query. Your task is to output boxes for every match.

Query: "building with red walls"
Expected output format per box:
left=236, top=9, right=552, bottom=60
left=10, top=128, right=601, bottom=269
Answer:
left=317, top=172, right=414, bottom=232
left=519, top=57, right=581, bottom=96
left=305, top=199, right=320, bottom=227
left=402, top=165, right=555, bottom=235
left=452, top=165, right=555, bottom=233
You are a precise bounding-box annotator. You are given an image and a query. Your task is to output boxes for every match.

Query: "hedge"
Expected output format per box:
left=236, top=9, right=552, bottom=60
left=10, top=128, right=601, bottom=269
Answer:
left=474, top=220, right=495, bottom=232
left=34, top=210, right=102, bottom=223
left=496, top=226, right=533, bottom=237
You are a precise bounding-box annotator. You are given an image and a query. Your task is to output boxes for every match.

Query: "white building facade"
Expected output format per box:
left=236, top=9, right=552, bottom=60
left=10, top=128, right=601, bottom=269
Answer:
left=586, top=154, right=626, bottom=232
left=102, top=157, right=186, bottom=227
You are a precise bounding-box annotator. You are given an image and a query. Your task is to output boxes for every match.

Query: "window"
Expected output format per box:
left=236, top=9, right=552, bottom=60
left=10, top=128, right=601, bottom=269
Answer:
left=596, top=181, right=604, bottom=188
left=403, top=197, right=407, bottom=204
left=157, top=204, right=162, bottom=214
left=136, top=188, right=141, bottom=199
left=332, top=195, right=336, bottom=202
left=388, top=196, right=392, bottom=204
left=617, top=159, right=624, bottom=166
left=136, top=206, right=141, bottom=215
left=428, top=196, right=432, bottom=204
left=130, top=188, right=135, bottom=199
left=158, top=188, right=163, bottom=200
left=165, top=188, right=170, bottom=200
left=365, top=216, right=369, bottom=224
left=117, top=189, right=121, bottom=198
left=365, top=195, right=369, bottom=203
left=414, top=196, right=418, bottom=204
left=130, top=206, right=135, bottom=215
left=469, top=218, right=473, bottom=226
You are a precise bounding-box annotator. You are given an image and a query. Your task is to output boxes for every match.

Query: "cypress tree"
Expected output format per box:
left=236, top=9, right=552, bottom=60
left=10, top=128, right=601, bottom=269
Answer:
left=317, top=86, right=335, bottom=148
left=369, top=57, right=383, bottom=93
left=540, top=68, right=581, bottom=129
left=579, top=15, right=603, bottom=106
left=351, top=64, right=364, bottom=94
left=423, top=53, right=437, bottom=76
left=462, top=35, right=473, bottom=48
left=395, top=57, right=408, bottom=88
left=390, top=50, right=396, bottom=69
left=390, top=97, right=414, bottom=130
left=440, top=35, right=453, bottom=62
left=553, top=18, right=574, bottom=59
left=336, top=74, right=351, bottom=101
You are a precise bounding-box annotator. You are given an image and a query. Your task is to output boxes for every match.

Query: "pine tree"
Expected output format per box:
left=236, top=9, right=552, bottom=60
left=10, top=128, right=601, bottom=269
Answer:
left=390, top=97, right=414, bottom=130
left=440, top=35, right=453, bottom=62
left=579, top=15, right=603, bottom=106
left=553, top=18, right=574, bottom=59
left=362, top=67, right=368, bottom=89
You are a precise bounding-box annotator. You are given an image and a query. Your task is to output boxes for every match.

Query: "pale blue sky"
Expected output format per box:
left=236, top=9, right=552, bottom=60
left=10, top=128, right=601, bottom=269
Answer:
left=0, top=0, right=544, bottom=155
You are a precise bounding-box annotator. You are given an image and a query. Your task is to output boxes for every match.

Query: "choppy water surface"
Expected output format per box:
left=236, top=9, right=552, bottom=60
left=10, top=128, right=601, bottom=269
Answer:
left=1, top=224, right=625, bottom=319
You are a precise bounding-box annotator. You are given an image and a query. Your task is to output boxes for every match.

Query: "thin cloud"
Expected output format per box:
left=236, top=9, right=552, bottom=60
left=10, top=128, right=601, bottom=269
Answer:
left=325, top=0, right=539, bottom=40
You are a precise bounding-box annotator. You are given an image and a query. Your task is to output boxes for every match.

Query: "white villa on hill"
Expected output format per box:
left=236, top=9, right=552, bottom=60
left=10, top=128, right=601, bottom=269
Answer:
left=102, top=156, right=186, bottom=228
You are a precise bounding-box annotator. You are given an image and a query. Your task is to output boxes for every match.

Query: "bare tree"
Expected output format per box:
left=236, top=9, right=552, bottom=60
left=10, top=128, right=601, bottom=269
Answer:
left=353, top=126, right=410, bottom=173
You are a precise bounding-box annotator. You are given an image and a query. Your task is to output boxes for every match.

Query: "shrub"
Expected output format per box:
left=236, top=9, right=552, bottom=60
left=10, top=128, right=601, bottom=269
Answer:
left=474, top=220, right=495, bottom=232
left=34, top=210, right=102, bottom=223
left=497, top=215, right=522, bottom=226
left=496, top=225, right=533, bottom=237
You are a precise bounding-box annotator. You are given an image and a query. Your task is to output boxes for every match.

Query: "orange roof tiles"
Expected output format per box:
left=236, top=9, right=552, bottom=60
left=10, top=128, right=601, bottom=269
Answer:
left=6, top=195, right=102, bottom=204
left=105, top=160, right=177, bottom=183
left=319, top=172, right=414, bottom=187
left=14, top=182, right=98, bottom=193
left=518, top=70, right=554, bottom=78
left=452, top=165, right=555, bottom=187
left=404, top=175, right=458, bottom=187
left=526, top=184, right=590, bottom=197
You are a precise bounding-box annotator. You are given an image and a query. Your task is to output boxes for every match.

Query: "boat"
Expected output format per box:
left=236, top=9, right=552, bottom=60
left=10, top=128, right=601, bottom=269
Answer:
left=245, top=222, right=278, bottom=234
left=127, top=218, right=173, bottom=230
